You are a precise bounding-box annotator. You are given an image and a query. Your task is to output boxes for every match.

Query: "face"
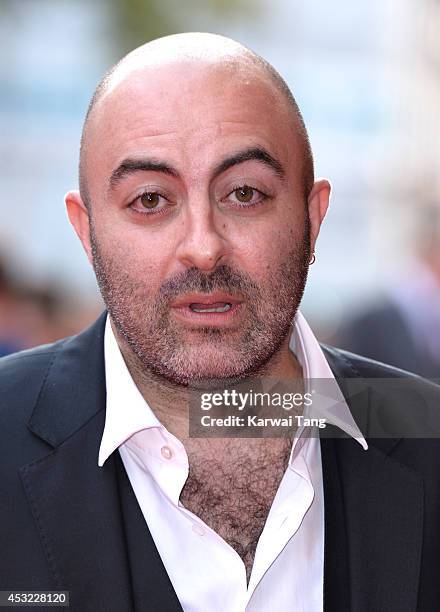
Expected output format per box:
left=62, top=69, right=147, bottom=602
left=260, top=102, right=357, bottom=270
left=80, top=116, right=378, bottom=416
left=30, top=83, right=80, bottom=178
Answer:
left=67, top=59, right=329, bottom=387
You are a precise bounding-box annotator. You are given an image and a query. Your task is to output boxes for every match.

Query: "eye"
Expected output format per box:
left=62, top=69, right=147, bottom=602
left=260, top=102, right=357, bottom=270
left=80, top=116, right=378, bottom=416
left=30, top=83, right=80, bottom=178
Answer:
left=235, top=186, right=254, bottom=202
left=225, top=185, right=268, bottom=207
left=129, top=190, right=170, bottom=215
left=140, top=192, right=161, bottom=209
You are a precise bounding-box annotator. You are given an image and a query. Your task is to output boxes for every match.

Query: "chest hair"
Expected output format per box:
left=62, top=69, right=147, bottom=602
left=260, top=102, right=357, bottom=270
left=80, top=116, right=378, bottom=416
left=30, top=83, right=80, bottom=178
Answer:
left=179, top=438, right=292, bottom=582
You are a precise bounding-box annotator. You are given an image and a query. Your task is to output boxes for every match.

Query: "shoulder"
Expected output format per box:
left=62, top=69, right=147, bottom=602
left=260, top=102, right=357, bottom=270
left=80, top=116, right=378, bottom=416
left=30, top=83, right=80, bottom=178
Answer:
left=0, top=337, right=68, bottom=391
left=321, top=344, right=440, bottom=437
left=0, top=312, right=106, bottom=404
left=0, top=339, right=73, bottom=472
left=0, top=312, right=106, bottom=431
left=0, top=337, right=66, bottom=374
left=0, top=338, right=69, bottom=424
left=320, top=343, right=428, bottom=378
left=322, top=343, right=439, bottom=393
left=0, top=313, right=107, bottom=470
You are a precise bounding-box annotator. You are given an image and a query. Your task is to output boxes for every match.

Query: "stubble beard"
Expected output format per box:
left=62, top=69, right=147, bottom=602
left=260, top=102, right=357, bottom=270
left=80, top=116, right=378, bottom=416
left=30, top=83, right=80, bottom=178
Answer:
left=90, top=220, right=311, bottom=389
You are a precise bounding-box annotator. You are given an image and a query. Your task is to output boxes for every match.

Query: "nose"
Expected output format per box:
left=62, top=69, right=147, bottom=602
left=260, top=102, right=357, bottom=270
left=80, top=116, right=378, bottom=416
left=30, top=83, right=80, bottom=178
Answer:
left=175, top=201, right=230, bottom=272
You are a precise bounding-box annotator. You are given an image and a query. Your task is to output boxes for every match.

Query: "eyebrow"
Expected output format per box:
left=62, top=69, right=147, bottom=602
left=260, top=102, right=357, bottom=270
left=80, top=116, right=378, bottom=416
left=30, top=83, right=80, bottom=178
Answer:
left=109, top=158, right=179, bottom=191
left=212, top=147, right=286, bottom=181
left=108, top=146, right=285, bottom=192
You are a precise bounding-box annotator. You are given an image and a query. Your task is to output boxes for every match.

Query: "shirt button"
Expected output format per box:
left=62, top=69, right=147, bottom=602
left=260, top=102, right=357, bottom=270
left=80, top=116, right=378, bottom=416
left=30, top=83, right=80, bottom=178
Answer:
left=192, top=523, right=205, bottom=536
left=161, top=445, right=173, bottom=460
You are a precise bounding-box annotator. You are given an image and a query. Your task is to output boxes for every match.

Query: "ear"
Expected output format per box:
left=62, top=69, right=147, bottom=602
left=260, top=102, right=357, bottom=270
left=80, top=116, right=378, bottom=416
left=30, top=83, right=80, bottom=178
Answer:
left=65, top=190, right=93, bottom=265
left=307, top=179, right=331, bottom=254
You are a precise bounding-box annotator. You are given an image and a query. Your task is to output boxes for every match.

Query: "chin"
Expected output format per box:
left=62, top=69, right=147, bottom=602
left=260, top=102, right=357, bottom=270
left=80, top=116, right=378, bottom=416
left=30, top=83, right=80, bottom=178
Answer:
left=151, top=343, right=268, bottom=389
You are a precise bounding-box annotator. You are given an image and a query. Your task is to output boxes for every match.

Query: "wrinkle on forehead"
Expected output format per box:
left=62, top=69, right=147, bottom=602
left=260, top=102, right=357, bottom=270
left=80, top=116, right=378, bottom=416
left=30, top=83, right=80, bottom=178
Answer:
left=100, top=117, right=290, bottom=186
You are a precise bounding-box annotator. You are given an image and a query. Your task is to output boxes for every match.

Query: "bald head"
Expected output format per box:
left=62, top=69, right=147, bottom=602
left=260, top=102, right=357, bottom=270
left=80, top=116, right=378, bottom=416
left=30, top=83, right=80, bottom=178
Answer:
left=79, top=33, right=314, bottom=209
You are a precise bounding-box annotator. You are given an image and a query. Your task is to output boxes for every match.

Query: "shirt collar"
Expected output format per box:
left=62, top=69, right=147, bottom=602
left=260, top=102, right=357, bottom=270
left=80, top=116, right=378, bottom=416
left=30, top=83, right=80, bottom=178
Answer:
left=99, top=311, right=367, bottom=466
left=291, top=310, right=368, bottom=450
left=98, top=316, right=161, bottom=466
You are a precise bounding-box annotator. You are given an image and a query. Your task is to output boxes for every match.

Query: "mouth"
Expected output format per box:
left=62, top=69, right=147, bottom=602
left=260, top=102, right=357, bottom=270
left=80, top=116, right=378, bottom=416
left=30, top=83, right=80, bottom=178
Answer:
left=170, top=293, right=243, bottom=326
left=189, top=302, right=232, bottom=313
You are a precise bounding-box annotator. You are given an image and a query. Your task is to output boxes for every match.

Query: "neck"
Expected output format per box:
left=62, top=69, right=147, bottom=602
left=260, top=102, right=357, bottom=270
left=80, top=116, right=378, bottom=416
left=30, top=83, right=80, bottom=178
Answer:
left=112, top=321, right=303, bottom=442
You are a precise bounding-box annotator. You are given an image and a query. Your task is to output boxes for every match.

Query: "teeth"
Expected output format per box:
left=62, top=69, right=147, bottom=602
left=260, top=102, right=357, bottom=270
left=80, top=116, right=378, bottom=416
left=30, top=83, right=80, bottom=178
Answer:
left=190, top=303, right=232, bottom=313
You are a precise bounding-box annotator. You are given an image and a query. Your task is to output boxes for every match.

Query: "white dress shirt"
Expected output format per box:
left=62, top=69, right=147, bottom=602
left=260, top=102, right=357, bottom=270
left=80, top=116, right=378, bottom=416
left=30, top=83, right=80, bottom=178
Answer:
left=99, top=311, right=367, bottom=612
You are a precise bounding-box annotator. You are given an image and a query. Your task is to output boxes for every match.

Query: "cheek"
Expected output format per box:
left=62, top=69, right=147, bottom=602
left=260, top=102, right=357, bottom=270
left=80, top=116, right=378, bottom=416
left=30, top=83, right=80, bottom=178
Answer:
left=232, top=217, right=303, bottom=278
left=91, top=216, right=173, bottom=289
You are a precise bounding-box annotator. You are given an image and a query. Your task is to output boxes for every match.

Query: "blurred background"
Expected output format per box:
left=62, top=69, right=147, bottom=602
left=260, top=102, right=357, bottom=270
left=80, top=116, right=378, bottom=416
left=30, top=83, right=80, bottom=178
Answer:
left=1, top=0, right=439, bottom=377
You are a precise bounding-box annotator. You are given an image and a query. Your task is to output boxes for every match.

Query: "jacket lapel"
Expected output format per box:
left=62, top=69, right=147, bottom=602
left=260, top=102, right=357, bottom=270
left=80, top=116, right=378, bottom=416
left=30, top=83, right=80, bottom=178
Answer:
left=115, top=452, right=184, bottom=612
left=321, top=347, right=424, bottom=612
left=20, top=409, right=134, bottom=611
left=19, top=313, right=181, bottom=612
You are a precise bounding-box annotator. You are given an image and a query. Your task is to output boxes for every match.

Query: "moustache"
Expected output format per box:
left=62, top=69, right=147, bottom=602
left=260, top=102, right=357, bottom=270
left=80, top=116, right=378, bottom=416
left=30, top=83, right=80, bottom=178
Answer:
left=157, top=265, right=260, bottom=304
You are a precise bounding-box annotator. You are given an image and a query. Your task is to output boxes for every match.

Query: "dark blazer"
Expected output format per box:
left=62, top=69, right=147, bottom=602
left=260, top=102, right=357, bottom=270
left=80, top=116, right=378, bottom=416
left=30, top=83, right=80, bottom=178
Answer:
left=1, top=312, right=440, bottom=612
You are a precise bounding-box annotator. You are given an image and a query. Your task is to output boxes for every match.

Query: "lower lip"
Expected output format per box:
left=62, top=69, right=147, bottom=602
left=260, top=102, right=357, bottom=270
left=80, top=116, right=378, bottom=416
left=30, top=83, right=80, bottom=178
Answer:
left=170, top=303, right=242, bottom=327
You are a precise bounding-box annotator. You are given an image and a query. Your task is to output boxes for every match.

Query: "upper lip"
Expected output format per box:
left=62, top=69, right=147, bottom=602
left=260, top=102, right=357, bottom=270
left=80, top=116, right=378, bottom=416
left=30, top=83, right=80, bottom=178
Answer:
left=171, top=292, right=243, bottom=308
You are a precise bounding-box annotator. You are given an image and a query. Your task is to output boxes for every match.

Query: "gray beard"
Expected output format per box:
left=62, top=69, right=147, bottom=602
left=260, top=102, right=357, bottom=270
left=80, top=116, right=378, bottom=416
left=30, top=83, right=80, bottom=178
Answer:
left=90, top=218, right=311, bottom=388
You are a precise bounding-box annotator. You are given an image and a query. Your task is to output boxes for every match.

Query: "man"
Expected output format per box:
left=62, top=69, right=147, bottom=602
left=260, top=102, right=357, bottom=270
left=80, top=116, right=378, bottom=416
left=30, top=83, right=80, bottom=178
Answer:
left=1, top=33, right=440, bottom=612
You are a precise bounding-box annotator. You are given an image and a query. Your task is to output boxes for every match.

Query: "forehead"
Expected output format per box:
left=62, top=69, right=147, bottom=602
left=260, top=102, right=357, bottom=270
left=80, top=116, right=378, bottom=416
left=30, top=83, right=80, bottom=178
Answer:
left=85, top=60, right=298, bottom=184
